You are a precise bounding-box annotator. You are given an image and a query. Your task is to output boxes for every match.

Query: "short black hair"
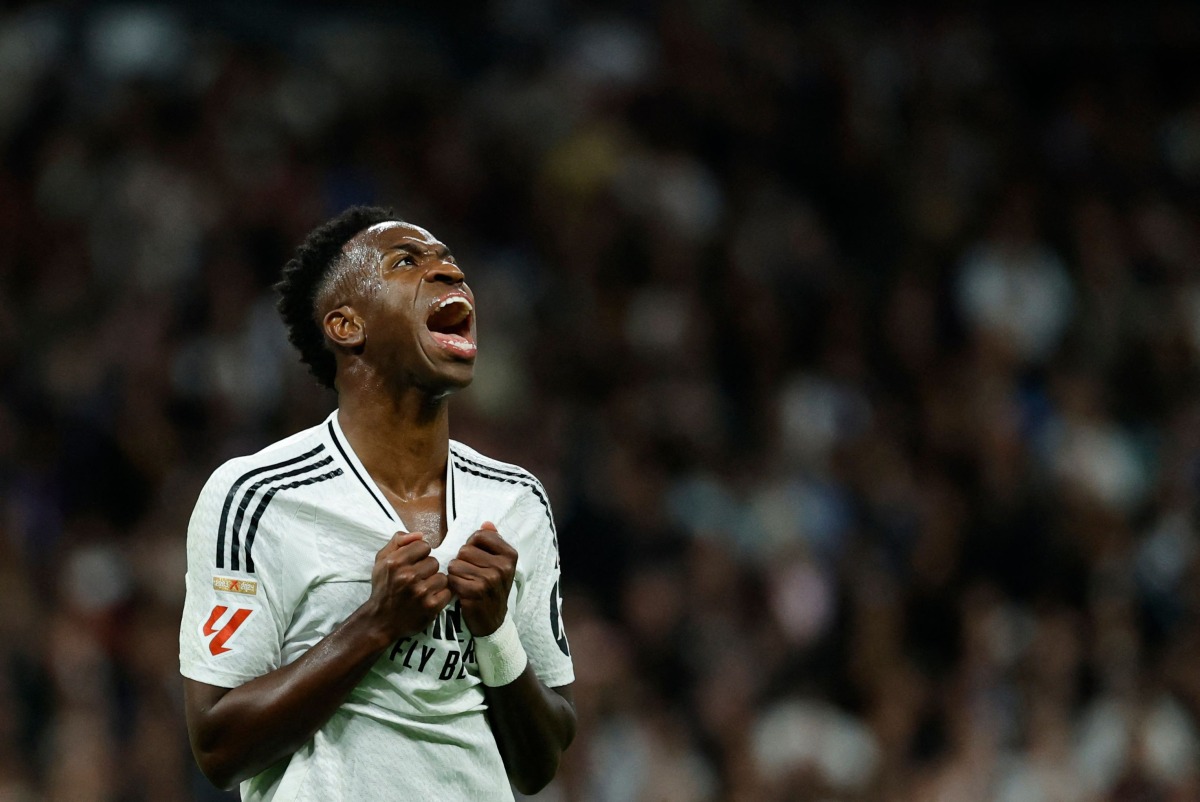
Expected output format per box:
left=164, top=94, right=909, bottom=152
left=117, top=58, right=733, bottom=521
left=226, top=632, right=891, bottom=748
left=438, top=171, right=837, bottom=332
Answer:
left=276, top=205, right=397, bottom=389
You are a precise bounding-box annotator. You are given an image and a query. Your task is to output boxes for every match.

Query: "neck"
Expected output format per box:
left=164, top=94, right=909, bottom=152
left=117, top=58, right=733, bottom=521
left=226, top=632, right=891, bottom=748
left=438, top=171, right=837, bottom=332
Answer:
left=335, top=374, right=450, bottom=500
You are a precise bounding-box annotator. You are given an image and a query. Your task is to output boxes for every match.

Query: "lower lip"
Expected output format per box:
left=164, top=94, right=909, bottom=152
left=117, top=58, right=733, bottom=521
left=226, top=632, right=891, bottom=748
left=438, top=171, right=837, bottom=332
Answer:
left=430, top=331, right=477, bottom=357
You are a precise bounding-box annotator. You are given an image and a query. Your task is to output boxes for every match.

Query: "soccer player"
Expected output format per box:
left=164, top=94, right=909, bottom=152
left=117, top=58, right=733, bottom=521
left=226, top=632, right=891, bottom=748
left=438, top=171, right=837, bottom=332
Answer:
left=179, top=207, right=576, bottom=800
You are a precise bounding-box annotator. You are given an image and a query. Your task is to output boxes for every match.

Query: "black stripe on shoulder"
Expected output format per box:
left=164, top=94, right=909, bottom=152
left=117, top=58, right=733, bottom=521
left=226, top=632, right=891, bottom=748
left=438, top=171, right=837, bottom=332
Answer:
left=216, top=444, right=325, bottom=569
left=452, top=452, right=548, bottom=497
left=229, top=456, right=333, bottom=571
left=451, top=457, right=557, bottom=537
left=452, top=459, right=560, bottom=565
left=327, top=422, right=394, bottom=521
left=244, top=468, right=343, bottom=573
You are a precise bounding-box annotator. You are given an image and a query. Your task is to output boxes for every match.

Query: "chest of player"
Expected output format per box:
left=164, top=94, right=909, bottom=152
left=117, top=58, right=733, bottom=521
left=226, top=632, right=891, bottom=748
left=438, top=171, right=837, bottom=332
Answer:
left=294, top=483, right=530, bottom=586
left=274, top=487, right=530, bottom=708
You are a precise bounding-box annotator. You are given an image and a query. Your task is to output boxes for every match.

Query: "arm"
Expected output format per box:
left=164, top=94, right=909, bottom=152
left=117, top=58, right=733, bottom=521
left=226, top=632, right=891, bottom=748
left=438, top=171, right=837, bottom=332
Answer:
left=483, top=676, right=576, bottom=794
left=448, top=524, right=577, bottom=794
left=184, top=532, right=451, bottom=790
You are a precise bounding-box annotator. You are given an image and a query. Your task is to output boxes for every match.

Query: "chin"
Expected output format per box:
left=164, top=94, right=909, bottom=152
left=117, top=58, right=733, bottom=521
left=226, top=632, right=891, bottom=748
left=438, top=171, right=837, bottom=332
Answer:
left=419, top=364, right=475, bottom=398
left=443, top=369, right=475, bottom=392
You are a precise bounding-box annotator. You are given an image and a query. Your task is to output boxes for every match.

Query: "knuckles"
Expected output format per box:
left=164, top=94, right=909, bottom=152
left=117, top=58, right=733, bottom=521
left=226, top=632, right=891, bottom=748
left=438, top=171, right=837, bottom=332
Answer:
left=470, top=530, right=517, bottom=553
left=371, top=529, right=520, bottom=635
left=483, top=533, right=518, bottom=557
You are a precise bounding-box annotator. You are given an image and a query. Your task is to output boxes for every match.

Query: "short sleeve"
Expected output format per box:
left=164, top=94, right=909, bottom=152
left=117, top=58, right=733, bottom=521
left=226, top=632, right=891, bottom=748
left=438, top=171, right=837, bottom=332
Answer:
left=179, top=464, right=306, bottom=688
left=510, top=489, right=574, bottom=688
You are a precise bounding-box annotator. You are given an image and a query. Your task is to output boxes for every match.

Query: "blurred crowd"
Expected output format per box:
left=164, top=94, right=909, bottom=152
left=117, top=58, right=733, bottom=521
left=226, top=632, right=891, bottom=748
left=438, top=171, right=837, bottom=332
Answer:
left=1, top=2, right=1200, bottom=800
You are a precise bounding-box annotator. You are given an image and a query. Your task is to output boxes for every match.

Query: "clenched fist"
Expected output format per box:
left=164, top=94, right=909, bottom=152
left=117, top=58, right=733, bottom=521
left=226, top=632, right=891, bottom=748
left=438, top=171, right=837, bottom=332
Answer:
left=366, top=532, right=452, bottom=641
left=447, top=522, right=518, bottom=636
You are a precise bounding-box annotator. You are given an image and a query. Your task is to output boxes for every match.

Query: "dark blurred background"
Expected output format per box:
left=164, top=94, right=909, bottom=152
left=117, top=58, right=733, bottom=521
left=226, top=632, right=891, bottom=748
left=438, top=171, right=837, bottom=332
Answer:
left=2, top=2, right=1200, bottom=800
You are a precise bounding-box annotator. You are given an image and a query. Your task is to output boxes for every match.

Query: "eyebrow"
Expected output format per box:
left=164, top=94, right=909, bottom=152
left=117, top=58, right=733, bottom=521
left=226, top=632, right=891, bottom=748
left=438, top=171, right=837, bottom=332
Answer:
left=386, top=240, right=454, bottom=262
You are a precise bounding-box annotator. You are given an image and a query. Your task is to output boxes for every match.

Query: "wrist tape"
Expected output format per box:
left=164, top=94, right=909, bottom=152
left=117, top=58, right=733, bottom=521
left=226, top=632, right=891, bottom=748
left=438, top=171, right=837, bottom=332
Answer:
left=474, top=616, right=528, bottom=687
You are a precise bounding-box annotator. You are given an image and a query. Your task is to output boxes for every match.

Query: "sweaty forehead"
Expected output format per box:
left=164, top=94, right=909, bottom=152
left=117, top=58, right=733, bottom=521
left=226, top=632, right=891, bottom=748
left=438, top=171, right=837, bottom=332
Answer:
left=349, top=221, right=441, bottom=253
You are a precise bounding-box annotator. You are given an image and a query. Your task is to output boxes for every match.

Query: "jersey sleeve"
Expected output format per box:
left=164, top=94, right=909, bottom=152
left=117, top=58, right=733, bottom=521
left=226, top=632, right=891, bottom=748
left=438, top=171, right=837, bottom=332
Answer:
left=179, top=463, right=307, bottom=688
left=510, top=488, right=574, bottom=688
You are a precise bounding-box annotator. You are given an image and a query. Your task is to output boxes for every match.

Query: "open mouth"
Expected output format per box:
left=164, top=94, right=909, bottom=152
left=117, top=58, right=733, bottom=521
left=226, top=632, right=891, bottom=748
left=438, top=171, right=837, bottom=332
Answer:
left=425, top=295, right=476, bottom=356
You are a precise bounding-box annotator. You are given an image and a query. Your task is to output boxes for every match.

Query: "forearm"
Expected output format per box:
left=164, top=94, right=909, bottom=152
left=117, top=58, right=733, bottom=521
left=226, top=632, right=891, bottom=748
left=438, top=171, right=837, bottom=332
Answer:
left=448, top=526, right=575, bottom=792
left=484, top=671, right=576, bottom=794
left=185, top=606, right=391, bottom=789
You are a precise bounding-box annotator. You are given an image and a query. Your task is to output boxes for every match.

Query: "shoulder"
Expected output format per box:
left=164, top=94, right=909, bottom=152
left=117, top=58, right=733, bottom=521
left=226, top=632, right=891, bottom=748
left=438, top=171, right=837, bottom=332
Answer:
left=449, top=440, right=540, bottom=481
left=192, top=422, right=340, bottom=542
left=450, top=442, right=551, bottom=506
left=203, top=422, right=336, bottom=498
left=191, top=421, right=345, bottom=571
left=450, top=440, right=557, bottom=538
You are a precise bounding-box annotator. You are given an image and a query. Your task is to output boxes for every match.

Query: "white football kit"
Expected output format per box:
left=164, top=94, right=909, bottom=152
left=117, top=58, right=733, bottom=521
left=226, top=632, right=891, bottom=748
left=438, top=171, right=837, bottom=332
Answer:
left=179, top=410, right=573, bottom=801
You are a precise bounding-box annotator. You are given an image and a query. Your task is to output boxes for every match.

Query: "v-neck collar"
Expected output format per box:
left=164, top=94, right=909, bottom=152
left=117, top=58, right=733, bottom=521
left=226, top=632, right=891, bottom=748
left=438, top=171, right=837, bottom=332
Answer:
left=326, top=410, right=457, bottom=535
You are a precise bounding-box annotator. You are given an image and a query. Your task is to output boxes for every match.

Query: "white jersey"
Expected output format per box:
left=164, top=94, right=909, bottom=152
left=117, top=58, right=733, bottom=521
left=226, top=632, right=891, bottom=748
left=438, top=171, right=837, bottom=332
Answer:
left=179, top=410, right=573, bottom=801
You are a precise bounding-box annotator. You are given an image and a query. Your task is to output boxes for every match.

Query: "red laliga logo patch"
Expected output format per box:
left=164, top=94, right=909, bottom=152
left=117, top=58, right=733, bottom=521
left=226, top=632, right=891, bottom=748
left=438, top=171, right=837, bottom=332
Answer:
left=202, top=605, right=253, bottom=656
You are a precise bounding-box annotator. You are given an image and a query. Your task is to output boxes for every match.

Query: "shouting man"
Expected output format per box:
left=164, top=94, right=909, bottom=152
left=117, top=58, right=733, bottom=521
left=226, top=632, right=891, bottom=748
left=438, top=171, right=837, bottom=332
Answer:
left=179, top=207, right=575, bottom=800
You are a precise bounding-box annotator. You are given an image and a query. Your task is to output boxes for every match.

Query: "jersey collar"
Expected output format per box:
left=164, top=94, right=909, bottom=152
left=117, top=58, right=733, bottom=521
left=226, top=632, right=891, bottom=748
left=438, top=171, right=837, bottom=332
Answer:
left=324, top=410, right=458, bottom=532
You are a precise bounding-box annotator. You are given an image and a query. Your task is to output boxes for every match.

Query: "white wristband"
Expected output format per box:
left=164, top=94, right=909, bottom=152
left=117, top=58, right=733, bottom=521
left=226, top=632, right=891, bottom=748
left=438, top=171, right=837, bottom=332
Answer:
left=474, top=616, right=528, bottom=687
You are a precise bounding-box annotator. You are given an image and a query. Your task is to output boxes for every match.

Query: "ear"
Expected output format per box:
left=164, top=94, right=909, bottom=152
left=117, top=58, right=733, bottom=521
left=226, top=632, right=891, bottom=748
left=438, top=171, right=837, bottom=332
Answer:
left=323, top=305, right=366, bottom=351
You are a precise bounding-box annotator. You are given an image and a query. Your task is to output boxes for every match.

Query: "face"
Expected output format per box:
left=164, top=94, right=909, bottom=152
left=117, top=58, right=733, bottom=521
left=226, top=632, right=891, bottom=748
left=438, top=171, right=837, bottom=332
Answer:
left=332, top=221, right=477, bottom=394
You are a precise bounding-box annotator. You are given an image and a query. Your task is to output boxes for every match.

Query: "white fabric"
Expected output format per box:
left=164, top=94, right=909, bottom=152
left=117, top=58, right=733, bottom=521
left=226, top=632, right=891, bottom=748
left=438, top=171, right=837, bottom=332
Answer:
left=179, top=410, right=573, bottom=801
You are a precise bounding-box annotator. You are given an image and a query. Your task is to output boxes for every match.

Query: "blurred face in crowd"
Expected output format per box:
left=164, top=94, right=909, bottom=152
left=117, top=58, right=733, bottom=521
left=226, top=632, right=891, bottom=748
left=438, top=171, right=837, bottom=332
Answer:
left=323, top=221, right=477, bottom=395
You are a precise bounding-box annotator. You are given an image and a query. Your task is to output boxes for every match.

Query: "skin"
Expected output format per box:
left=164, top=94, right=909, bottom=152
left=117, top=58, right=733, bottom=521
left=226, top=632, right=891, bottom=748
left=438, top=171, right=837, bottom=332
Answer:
left=183, top=221, right=576, bottom=793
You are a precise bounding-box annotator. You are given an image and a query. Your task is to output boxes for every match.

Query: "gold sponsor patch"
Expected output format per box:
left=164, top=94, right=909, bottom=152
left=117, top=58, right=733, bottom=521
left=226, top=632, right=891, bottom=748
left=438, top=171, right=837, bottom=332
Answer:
left=213, top=577, right=258, bottom=595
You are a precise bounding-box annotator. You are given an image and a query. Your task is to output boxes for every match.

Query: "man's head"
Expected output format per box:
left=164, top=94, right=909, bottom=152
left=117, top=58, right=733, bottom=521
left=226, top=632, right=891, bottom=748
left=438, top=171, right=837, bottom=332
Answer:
left=276, top=206, right=477, bottom=394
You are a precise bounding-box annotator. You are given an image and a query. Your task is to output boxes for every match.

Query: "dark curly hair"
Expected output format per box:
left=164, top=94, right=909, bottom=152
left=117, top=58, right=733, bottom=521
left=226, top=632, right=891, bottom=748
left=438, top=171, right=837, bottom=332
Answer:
left=275, top=205, right=398, bottom=389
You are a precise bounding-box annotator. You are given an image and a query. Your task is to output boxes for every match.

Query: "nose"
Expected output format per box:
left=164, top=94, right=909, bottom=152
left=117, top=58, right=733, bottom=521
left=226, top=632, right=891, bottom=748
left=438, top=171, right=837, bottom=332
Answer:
left=425, top=258, right=465, bottom=285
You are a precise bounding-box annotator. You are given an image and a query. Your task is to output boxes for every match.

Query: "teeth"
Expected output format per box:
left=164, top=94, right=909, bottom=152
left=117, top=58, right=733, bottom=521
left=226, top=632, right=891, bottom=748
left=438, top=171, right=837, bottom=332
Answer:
left=437, top=296, right=473, bottom=311
left=434, top=333, right=476, bottom=353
